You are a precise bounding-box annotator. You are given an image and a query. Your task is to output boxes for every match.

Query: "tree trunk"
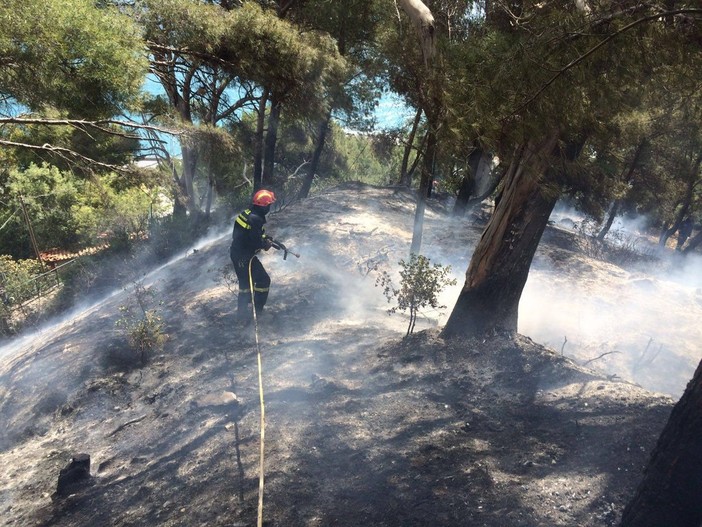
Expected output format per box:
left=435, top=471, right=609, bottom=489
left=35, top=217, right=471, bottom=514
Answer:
left=400, top=0, right=439, bottom=256
left=453, top=159, right=502, bottom=219
left=262, top=94, right=282, bottom=189
left=453, top=145, right=483, bottom=216
left=169, top=160, right=187, bottom=219
left=204, top=176, right=214, bottom=218
left=410, top=121, right=437, bottom=255
left=442, top=134, right=560, bottom=338
left=598, top=139, right=647, bottom=241
left=253, top=89, right=269, bottom=191
left=180, top=144, right=199, bottom=216
left=620, top=358, right=702, bottom=527
left=597, top=200, right=620, bottom=241
left=399, top=108, right=423, bottom=186
left=659, top=187, right=693, bottom=248
left=397, top=0, right=435, bottom=65
left=682, top=228, right=702, bottom=254
left=659, top=152, right=702, bottom=247
left=299, top=109, right=331, bottom=200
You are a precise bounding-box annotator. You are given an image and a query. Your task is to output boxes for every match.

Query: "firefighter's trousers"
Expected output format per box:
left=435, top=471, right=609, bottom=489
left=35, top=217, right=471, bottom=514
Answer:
left=232, top=256, right=270, bottom=316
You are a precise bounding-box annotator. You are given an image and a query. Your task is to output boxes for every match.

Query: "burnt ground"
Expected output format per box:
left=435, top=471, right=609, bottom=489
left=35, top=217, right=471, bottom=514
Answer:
left=0, top=183, right=679, bottom=526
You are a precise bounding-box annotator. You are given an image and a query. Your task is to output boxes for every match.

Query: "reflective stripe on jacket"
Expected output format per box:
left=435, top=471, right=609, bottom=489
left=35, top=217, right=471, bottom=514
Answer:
left=230, top=208, right=267, bottom=260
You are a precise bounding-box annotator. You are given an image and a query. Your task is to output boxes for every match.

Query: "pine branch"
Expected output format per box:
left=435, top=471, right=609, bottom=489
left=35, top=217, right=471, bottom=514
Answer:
left=0, top=139, right=138, bottom=173
left=510, top=8, right=702, bottom=117
left=0, top=116, right=182, bottom=138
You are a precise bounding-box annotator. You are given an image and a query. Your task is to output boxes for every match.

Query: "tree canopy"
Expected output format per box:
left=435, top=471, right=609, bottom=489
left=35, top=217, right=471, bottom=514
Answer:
left=0, top=0, right=146, bottom=116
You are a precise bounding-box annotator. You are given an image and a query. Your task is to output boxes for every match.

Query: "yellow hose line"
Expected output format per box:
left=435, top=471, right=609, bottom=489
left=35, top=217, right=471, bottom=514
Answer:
left=247, top=257, right=266, bottom=527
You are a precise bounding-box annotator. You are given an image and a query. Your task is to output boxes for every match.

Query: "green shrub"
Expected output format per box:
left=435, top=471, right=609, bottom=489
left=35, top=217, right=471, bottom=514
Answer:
left=115, top=282, right=167, bottom=366
left=0, top=255, right=58, bottom=336
left=376, top=253, right=456, bottom=336
left=0, top=256, right=46, bottom=304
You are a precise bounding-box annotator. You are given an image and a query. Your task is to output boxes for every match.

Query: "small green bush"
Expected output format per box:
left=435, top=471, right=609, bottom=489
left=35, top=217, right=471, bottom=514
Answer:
left=115, top=282, right=166, bottom=366
left=376, top=253, right=457, bottom=336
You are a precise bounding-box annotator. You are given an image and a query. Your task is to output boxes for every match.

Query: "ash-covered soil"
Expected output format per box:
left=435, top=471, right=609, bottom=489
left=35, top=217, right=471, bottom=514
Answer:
left=0, top=183, right=684, bottom=526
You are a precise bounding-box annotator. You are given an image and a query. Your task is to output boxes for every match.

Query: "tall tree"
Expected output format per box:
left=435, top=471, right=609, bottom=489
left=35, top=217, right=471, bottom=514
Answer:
left=596, top=138, right=650, bottom=241
left=395, top=0, right=477, bottom=255
left=442, top=0, right=702, bottom=337
left=655, top=103, right=702, bottom=248
left=138, top=0, right=346, bottom=215
left=283, top=0, right=383, bottom=199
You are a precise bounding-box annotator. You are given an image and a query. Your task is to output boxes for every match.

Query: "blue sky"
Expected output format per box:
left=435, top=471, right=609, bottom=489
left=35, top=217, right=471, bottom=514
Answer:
left=374, top=92, right=414, bottom=130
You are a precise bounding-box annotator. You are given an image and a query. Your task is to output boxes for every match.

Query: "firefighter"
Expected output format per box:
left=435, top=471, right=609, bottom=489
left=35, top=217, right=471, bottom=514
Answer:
left=230, top=189, right=276, bottom=323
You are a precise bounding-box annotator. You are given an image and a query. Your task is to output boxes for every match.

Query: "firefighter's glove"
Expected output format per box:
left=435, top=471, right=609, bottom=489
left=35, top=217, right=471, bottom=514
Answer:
left=262, top=237, right=273, bottom=251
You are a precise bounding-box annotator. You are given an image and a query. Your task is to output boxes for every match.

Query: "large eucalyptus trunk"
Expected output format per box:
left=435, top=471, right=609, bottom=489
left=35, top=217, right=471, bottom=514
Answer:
left=442, top=134, right=560, bottom=337
left=620, top=358, right=702, bottom=527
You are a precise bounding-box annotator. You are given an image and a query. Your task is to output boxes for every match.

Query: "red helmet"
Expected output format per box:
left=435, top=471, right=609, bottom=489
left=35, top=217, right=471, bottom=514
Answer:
left=253, top=189, right=276, bottom=206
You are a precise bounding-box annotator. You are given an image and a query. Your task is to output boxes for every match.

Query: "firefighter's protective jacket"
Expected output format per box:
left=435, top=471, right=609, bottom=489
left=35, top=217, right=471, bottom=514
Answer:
left=230, top=206, right=269, bottom=261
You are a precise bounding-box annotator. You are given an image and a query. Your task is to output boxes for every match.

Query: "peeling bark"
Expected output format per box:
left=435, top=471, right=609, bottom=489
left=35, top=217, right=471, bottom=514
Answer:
left=397, top=0, right=436, bottom=65
left=442, top=133, right=560, bottom=337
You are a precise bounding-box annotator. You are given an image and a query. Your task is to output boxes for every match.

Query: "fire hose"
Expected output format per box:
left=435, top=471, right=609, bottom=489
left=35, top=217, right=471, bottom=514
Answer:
left=269, top=238, right=300, bottom=260
left=246, top=239, right=299, bottom=527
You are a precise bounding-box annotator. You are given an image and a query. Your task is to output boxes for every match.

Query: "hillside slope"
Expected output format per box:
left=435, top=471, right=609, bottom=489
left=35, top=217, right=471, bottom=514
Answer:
left=0, top=183, right=680, bottom=526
